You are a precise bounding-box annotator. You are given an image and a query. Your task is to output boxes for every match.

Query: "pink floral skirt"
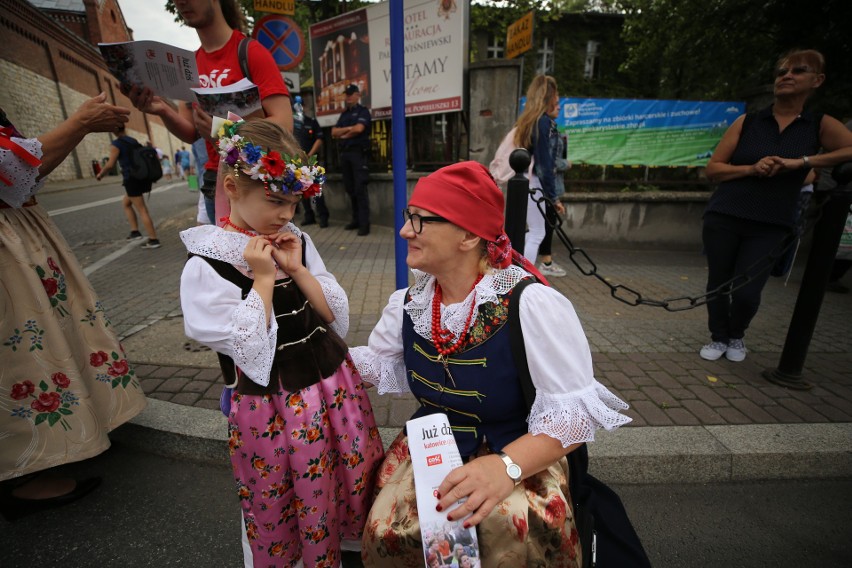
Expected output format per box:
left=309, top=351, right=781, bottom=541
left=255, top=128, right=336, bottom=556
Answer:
left=228, top=358, right=384, bottom=568
left=362, top=432, right=582, bottom=568
left=0, top=205, right=146, bottom=481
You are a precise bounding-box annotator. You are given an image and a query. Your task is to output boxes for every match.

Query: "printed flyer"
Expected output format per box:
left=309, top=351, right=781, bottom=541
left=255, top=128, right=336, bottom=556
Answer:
left=191, top=78, right=262, bottom=119
left=407, top=413, right=480, bottom=567
left=99, top=40, right=199, bottom=101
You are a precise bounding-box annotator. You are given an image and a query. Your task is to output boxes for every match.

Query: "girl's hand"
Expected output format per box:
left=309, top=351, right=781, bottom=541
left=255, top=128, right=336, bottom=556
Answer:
left=435, top=454, right=515, bottom=528
left=266, top=231, right=304, bottom=275
left=243, top=236, right=276, bottom=280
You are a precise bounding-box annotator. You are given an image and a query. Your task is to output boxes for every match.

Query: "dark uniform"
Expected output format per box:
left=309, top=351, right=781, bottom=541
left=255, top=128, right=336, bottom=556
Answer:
left=295, top=114, right=329, bottom=226
left=335, top=103, right=371, bottom=232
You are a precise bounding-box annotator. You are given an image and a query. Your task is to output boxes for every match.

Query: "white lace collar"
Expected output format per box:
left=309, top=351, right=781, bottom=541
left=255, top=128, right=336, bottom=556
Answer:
left=179, top=223, right=302, bottom=268
left=405, top=264, right=530, bottom=341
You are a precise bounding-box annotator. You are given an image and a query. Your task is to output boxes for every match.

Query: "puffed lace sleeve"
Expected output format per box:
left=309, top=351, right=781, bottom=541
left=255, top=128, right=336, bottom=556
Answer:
left=0, top=136, right=44, bottom=208
left=180, top=256, right=278, bottom=387
left=349, top=288, right=409, bottom=393
left=303, top=232, right=349, bottom=338
left=520, top=283, right=631, bottom=447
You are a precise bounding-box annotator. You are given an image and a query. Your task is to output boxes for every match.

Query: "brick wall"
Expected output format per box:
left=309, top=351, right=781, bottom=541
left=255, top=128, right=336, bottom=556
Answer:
left=0, top=0, right=185, bottom=182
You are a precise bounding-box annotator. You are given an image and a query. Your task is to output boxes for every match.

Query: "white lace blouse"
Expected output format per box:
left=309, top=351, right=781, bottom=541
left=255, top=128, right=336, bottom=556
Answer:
left=349, top=265, right=631, bottom=447
left=0, top=136, right=44, bottom=208
left=180, top=224, right=349, bottom=386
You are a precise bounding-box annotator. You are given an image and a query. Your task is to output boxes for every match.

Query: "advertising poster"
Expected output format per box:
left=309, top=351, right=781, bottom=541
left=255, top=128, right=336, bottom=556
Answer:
left=309, top=0, right=466, bottom=126
left=550, top=98, right=745, bottom=167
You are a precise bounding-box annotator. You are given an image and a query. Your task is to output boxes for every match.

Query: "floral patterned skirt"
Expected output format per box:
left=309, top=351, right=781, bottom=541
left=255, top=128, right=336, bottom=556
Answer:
left=0, top=204, right=147, bottom=481
left=362, top=432, right=582, bottom=568
left=228, top=358, right=384, bottom=568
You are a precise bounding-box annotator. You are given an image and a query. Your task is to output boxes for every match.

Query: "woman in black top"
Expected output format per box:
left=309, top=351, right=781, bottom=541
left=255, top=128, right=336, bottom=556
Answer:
left=700, top=49, right=852, bottom=362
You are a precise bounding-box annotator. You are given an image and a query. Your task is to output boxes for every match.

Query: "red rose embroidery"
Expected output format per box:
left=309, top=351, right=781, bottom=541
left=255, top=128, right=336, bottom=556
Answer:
left=107, top=359, right=130, bottom=377
left=47, top=257, right=61, bottom=273
left=90, top=351, right=109, bottom=367
left=51, top=372, right=70, bottom=388
left=544, top=496, right=567, bottom=527
left=31, top=391, right=61, bottom=413
left=41, top=278, right=58, bottom=296
left=512, top=513, right=528, bottom=541
left=10, top=380, right=35, bottom=400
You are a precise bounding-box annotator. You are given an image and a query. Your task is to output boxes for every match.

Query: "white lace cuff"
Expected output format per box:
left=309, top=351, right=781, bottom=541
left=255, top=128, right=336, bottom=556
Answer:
left=349, top=346, right=410, bottom=394
left=319, top=278, right=349, bottom=338
left=231, top=289, right=278, bottom=387
left=527, top=382, right=631, bottom=447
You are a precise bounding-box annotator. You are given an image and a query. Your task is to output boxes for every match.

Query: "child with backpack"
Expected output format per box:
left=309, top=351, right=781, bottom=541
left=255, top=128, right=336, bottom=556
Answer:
left=96, top=125, right=160, bottom=248
left=179, top=118, right=383, bottom=568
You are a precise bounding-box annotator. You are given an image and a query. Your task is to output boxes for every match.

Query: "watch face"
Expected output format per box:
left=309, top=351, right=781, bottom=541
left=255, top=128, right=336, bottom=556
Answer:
left=507, top=463, right=522, bottom=480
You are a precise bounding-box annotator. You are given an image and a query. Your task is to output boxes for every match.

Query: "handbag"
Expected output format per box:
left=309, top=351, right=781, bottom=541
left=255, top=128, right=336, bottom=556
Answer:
left=508, top=278, right=652, bottom=568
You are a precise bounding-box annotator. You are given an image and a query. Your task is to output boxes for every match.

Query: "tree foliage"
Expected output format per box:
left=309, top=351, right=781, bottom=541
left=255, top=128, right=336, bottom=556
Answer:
left=616, top=0, right=852, bottom=116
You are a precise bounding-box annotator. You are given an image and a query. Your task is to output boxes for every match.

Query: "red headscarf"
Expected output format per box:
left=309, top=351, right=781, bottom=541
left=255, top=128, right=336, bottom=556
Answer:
left=408, top=161, right=549, bottom=284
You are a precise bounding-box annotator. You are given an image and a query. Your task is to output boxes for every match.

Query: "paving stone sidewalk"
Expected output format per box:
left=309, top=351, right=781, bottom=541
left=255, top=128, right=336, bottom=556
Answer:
left=104, top=214, right=852, bottom=430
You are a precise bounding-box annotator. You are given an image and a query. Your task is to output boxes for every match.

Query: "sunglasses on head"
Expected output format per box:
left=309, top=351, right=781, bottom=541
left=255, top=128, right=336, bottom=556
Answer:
left=776, top=65, right=814, bottom=77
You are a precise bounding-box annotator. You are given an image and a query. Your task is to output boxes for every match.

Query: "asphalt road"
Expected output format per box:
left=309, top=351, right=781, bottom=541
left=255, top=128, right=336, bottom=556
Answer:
left=2, top=439, right=850, bottom=568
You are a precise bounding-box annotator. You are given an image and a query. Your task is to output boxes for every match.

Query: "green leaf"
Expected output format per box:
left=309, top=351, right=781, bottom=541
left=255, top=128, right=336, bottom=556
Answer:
left=59, top=408, right=73, bottom=415
left=39, top=380, right=48, bottom=392
left=48, top=412, right=60, bottom=427
left=122, top=375, right=132, bottom=388
left=112, top=378, right=121, bottom=388
left=111, top=351, right=119, bottom=361
left=36, top=266, right=45, bottom=277
left=34, top=413, right=48, bottom=425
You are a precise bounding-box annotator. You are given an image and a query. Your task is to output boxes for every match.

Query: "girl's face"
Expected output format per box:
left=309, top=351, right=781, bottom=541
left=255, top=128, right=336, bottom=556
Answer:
left=229, top=179, right=302, bottom=234
left=461, top=556, right=473, bottom=568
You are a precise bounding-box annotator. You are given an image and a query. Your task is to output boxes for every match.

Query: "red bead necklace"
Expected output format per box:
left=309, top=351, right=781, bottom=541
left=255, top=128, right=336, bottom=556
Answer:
left=431, top=274, right=483, bottom=358
left=220, top=216, right=257, bottom=237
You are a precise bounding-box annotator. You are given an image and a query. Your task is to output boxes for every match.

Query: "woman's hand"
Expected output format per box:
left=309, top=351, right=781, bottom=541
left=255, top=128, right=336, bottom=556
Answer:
left=435, top=454, right=515, bottom=528
left=751, top=157, right=782, bottom=178
left=770, top=156, right=807, bottom=173
left=70, top=93, right=130, bottom=134
left=554, top=201, right=565, bottom=215
left=123, top=84, right=170, bottom=116
left=266, top=231, right=304, bottom=275
left=243, top=236, right=276, bottom=280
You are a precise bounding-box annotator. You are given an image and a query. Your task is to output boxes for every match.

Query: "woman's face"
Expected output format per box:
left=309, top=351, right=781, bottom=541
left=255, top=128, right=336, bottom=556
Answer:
left=400, top=206, right=464, bottom=273
left=461, top=556, right=473, bottom=568
left=547, top=92, right=560, bottom=118
left=774, top=59, right=824, bottom=97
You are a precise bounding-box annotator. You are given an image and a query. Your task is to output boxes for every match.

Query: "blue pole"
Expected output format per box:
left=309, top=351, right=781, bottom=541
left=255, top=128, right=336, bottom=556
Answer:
left=390, top=0, right=408, bottom=290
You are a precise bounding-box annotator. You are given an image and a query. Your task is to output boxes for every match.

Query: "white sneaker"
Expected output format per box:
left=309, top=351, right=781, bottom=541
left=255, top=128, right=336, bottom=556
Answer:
left=538, top=261, right=567, bottom=277
left=699, top=341, right=728, bottom=361
left=725, top=338, right=747, bottom=362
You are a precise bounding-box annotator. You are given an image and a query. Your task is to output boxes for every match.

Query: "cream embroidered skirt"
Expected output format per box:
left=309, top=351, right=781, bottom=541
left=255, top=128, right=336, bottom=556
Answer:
left=361, top=431, right=583, bottom=568
left=0, top=204, right=147, bottom=481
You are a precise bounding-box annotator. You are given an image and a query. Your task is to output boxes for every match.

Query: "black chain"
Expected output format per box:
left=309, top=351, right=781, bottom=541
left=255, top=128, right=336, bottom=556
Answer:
left=527, top=188, right=830, bottom=312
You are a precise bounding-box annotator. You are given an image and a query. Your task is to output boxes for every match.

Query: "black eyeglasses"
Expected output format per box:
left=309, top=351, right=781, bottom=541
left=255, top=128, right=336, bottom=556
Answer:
left=775, top=65, right=814, bottom=77
left=402, top=209, right=449, bottom=234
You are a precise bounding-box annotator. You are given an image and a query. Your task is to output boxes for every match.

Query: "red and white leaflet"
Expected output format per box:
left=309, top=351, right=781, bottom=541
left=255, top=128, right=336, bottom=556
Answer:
left=407, top=413, right=479, bottom=565
left=99, top=40, right=199, bottom=101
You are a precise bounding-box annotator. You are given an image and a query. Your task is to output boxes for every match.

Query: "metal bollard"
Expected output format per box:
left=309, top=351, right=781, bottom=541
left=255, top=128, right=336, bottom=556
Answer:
left=504, top=149, right=532, bottom=254
left=763, top=162, right=852, bottom=389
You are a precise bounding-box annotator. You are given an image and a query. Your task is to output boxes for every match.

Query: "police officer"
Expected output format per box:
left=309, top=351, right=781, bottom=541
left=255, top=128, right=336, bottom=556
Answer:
left=331, top=84, right=371, bottom=236
left=293, top=96, right=328, bottom=227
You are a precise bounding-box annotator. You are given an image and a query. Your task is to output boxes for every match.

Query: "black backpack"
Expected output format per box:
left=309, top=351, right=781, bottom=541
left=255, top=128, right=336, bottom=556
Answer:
left=508, top=278, right=652, bottom=568
left=118, top=137, right=163, bottom=183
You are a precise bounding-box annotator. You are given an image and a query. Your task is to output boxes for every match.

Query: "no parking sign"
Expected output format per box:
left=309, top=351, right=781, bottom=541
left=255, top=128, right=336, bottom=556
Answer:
left=252, top=15, right=305, bottom=71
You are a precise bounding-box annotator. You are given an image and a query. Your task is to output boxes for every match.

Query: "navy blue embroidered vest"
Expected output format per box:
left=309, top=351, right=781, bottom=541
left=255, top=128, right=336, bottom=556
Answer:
left=402, top=287, right=529, bottom=458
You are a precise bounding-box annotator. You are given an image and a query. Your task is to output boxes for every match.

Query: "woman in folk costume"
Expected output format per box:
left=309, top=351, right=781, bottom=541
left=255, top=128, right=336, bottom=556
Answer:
left=179, top=118, right=383, bottom=568
left=350, top=161, right=631, bottom=567
left=0, top=96, right=146, bottom=520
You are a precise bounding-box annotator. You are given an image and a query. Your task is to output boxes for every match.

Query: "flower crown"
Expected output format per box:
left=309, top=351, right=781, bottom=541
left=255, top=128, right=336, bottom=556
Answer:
left=214, top=115, right=324, bottom=198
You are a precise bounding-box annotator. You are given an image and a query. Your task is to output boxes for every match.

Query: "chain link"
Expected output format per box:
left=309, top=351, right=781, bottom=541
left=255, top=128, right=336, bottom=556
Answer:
left=526, top=188, right=831, bottom=312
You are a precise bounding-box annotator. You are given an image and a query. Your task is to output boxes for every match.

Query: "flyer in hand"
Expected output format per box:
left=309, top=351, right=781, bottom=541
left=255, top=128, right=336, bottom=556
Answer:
left=191, top=78, right=263, bottom=119
left=406, top=413, right=480, bottom=565
left=98, top=40, right=199, bottom=101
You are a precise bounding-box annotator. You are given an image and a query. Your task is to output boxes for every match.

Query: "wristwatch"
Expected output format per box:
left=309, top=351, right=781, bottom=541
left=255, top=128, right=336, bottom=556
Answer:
left=498, top=451, right=523, bottom=485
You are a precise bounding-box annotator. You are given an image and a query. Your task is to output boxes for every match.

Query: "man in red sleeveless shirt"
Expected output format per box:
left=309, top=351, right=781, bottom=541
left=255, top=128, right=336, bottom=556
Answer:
left=126, top=0, right=292, bottom=222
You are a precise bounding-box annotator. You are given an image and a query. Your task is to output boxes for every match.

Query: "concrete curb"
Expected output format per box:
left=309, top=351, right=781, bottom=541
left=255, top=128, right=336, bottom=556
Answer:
left=113, top=398, right=852, bottom=484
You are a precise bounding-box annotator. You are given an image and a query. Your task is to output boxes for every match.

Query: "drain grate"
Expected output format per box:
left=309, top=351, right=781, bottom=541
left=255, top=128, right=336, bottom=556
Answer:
left=183, top=341, right=211, bottom=353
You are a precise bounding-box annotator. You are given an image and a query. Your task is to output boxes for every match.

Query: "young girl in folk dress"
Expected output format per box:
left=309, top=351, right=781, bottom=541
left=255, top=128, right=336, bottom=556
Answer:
left=179, top=118, right=383, bottom=567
